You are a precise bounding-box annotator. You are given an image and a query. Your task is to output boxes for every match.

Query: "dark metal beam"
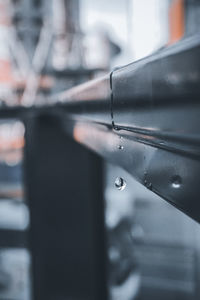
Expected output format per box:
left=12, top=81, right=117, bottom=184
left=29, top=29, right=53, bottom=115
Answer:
left=24, top=114, right=107, bottom=300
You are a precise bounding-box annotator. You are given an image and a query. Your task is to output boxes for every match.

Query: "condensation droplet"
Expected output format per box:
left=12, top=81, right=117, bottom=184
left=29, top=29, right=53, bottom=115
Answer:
left=144, top=180, right=152, bottom=190
left=117, top=145, right=124, bottom=150
left=114, top=177, right=126, bottom=191
left=171, top=175, right=182, bottom=188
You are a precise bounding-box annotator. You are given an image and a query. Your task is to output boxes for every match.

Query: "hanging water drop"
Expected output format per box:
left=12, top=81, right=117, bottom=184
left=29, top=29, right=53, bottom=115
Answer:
left=117, top=145, right=124, bottom=150
left=114, top=177, right=126, bottom=191
left=144, top=179, right=152, bottom=190
left=171, top=175, right=182, bottom=188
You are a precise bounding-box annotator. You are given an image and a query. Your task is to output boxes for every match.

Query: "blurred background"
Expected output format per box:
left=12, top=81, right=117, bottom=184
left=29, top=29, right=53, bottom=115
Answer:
left=0, top=0, right=199, bottom=299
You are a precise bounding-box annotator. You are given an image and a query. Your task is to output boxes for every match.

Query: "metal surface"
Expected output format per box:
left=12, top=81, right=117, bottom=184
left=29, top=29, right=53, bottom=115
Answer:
left=110, top=34, right=200, bottom=222
left=57, top=34, right=200, bottom=223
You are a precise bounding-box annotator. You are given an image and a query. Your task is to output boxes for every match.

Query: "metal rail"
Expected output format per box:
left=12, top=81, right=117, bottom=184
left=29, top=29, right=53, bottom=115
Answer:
left=56, top=34, right=200, bottom=223
left=1, top=34, right=200, bottom=222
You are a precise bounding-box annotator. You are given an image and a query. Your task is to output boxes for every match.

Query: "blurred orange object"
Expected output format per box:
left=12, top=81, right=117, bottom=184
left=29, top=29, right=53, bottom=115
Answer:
left=168, top=0, right=185, bottom=45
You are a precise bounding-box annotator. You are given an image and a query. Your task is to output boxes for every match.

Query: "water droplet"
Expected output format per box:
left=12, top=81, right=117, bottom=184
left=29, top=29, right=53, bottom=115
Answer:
left=171, top=175, right=182, bottom=188
left=144, top=179, right=152, bottom=190
left=114, top=177, right=126, bottom=191
left=117, top=145, right=124, bottom=150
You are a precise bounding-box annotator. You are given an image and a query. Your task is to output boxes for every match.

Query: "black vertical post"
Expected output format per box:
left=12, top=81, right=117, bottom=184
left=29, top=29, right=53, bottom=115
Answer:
left=24, top=114, right=107, bottom=300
